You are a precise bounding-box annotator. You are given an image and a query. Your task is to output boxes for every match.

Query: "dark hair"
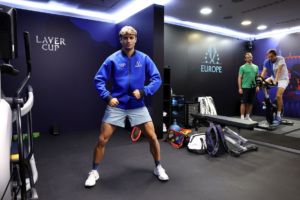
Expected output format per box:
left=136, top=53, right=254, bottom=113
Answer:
left=267, top=49, right=277, bottom=56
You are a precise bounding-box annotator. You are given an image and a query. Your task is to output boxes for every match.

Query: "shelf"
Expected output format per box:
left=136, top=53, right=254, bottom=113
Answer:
left=163, top=66, right=172, bottom=129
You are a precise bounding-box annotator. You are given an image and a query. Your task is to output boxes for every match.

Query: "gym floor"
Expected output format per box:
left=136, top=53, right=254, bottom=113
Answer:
left=240, top=116, right=300, bottom=151
left=34, top=127, right=300, bottom=200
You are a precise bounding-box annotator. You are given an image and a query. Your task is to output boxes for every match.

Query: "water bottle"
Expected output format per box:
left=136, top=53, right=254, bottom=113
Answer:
left=169, top=119, right=181, bottom=132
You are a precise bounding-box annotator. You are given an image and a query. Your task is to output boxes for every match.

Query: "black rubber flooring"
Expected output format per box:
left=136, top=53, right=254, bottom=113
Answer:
left=33, top=129, right=300, bottom=200
left=239, top=116, right=300, bottom=151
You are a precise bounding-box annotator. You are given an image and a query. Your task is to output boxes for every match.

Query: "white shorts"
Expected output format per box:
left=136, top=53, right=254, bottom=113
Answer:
left=266, top=76, right=289, bottom=89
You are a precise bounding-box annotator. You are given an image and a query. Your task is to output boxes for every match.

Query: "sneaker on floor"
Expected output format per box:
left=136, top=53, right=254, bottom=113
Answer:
left=245, top=116, right=253, bottom=121
left=154, top=165, right=169, bottom=181
left=273, top=115, right=282, bottom=124
left=276, top=115, right=282, bottom=122
left=85, top=170, right=99, bottom=187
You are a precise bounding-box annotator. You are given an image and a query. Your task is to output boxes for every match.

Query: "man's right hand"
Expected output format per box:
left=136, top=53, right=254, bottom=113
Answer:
left=109, top=98, right=119, bottom=107
left=239, top=88, right=243, bottom=94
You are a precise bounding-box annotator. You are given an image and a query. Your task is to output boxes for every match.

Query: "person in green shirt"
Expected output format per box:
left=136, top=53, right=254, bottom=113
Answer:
left=238, top=52, right=259, bottom=121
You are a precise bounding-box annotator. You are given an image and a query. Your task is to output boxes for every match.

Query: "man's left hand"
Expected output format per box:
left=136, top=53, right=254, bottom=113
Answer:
left=256, top=86, right=260, bottom=93
left=133, top=89, right=141, bottom=100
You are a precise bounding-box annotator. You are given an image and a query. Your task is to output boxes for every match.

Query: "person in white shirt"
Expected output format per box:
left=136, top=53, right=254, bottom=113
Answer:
left=261, top=49, right=289, bottom=122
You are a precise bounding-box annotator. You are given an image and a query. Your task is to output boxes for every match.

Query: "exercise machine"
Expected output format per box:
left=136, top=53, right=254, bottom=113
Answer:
left=0, top=6, right=38, bottom=200
left=256, top=76, right=294, bottom=130
left=0, top=34, right=38, bottom=200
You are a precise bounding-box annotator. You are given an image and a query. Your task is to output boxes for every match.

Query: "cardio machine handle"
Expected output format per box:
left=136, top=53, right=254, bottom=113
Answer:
left=256, top=76, right=277, bottom=88
left=24, top=32, right=32, bottom=74
left=16, top=32, right=31, bottom=97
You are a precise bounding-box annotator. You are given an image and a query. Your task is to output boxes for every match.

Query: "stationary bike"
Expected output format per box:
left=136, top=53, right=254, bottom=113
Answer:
left=256, top=76, right=294, bottom=130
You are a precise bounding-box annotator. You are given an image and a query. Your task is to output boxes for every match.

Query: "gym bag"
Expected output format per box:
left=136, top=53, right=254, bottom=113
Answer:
left=167, top=128, right=191, bottom=149
left=205, top=123, right=228, bottom=157
left=187, top=134, right=207, bottom=154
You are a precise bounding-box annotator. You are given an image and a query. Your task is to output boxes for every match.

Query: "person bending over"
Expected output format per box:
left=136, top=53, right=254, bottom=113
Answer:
left=84, top=26, right=169, bottom=187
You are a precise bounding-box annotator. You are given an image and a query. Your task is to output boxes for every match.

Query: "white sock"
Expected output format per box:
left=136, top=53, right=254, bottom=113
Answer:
left=241, top=115, right=244, bottom=119
left=246, top=114, right=250, bottom=118
left=277, top=111, right=281, bottom=117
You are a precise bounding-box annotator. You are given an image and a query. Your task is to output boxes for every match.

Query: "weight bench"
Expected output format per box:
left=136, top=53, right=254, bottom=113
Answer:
left=191, top=113, right=258, bottom=130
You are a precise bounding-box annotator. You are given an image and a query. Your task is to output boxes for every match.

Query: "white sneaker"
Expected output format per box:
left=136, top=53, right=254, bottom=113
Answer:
left=245, top=116, right=253, bottom=121
left=85, top=170, right=99, bottom=187
left=154, top=165, right=169, bottom=181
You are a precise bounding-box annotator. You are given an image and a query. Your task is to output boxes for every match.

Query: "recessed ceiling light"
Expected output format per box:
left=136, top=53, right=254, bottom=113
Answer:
left=257, top=25, right=267, bottom=30
left=241, top=20, right=252, bottom=26
left=200, top=7, right=212, bottom=15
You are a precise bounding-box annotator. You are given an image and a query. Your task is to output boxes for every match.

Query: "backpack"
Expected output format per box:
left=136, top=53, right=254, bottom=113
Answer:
left=187, top=134, right=207, bottom=154
left=205, top=123, right=228, bottom=157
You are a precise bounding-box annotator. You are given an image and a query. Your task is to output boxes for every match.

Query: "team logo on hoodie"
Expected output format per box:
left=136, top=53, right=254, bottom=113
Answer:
left=135, top=61, right=142, bottom=68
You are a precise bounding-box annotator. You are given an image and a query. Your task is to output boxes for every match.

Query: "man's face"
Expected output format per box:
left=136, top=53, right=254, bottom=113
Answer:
left=267, top=53, right=277, bottom=63
left=120, top=34, right=137, bottom=50
left=245, top=53, right=253, bottom=63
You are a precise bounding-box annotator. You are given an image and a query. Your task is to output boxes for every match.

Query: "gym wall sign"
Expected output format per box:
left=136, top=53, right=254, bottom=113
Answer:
left=35, top=35, right=66, bottom=52
left=200, top=46, right=223, bottom=73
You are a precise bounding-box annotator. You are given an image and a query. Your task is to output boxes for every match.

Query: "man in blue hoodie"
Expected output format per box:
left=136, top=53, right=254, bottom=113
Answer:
left=85, top=26, right=169, bottom=187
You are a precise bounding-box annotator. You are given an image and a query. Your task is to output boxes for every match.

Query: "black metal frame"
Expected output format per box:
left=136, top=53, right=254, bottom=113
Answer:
left=11, top=32, right=34, bottom=200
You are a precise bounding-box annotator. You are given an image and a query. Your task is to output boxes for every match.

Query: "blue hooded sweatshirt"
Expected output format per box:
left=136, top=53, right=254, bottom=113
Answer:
left=94, top=50, right=162, bottom=109
left=263, top=59, right=275, bottom=77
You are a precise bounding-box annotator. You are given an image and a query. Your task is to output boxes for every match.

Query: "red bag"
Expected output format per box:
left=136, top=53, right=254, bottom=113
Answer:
left=167, top=128, right=191, bottom=148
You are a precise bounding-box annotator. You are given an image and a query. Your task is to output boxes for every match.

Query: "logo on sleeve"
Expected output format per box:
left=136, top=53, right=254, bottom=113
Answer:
left=119, top=63, right=126, bottom=68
